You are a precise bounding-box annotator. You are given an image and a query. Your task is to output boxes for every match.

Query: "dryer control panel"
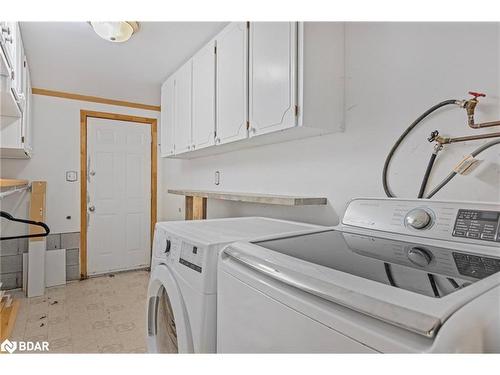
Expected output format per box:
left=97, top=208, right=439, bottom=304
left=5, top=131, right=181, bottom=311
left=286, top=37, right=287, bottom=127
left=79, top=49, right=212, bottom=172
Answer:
left=179, top=243, right=204, bottom=273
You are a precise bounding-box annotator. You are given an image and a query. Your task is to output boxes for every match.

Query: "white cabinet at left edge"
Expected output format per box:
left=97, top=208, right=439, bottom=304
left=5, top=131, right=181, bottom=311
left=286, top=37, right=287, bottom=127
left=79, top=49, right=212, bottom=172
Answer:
left=0, top=21, right=33, bottom=159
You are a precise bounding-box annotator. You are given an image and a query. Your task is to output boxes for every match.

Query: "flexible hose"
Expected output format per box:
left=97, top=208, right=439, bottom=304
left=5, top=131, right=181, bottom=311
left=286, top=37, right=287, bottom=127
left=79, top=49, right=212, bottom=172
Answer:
left=382, top=99, right=458, bottom=197
left=417, top=152, right=438, bottom=198
left=425, top=138, right=500, bottom=198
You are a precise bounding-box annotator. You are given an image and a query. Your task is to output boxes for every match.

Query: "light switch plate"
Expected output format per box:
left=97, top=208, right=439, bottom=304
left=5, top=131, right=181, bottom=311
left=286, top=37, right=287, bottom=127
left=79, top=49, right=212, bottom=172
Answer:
left=66, top=171, right=78, bottom=182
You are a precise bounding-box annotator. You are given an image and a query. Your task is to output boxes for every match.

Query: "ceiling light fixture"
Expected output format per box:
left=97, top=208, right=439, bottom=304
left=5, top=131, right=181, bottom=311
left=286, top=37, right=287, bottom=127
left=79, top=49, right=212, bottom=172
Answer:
left=89, top=21, right=139, bottom=43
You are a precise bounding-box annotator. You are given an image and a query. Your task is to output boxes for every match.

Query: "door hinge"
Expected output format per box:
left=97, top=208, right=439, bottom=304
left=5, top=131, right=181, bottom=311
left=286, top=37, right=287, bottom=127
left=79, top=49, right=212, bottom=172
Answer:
left=294, top=105, right=299, bottom=117
left=246, top=121, right=250, bottom=130
left=21, top=136, right=25, bottom=143
left=214, top=45, right=217, bottom=54
left=246, top=21, right=250, bottom=29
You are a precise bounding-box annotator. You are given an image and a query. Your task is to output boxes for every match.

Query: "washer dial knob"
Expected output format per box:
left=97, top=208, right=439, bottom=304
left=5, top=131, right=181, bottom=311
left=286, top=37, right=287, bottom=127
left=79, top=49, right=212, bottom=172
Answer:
left=407, top=247, right=432, bottom=267
left=164, top=238, right=172, bottom=255
left=405, top=208, right=432, bottom=229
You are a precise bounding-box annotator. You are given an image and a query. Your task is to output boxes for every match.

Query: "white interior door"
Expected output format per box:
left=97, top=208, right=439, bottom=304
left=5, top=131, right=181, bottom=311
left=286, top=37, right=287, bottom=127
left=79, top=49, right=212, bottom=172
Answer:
left=216, top=22, right=248, bottom=145
left=249, top=22, right=297, bottom=137
left=87, top=118, right=151, bottom=275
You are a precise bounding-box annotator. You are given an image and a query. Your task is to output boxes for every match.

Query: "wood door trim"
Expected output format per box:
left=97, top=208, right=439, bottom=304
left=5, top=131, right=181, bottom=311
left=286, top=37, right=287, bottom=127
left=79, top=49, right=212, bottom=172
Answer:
left=33, top=88, right=161, bottom=112
left=80, top=110, right=158, bottom=279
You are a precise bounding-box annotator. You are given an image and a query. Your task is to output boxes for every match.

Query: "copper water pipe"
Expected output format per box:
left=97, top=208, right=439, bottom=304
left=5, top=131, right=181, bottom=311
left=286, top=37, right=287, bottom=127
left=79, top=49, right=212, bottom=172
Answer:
left=462, top=91, right=500, bottom=129
left=433, top=91, right=500, bottom=144
left=435, top=131, right=500, bottom=145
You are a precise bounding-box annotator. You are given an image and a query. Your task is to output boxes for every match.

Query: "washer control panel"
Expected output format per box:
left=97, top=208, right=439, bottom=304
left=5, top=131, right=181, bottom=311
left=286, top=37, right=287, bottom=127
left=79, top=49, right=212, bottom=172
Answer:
left=452, top=209, right=500, bottom=242
left=343, top=198, right=500, bottom=244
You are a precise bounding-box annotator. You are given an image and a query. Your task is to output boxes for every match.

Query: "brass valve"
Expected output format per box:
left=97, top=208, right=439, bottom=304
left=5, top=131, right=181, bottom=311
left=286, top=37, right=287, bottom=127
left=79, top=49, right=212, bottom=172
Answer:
left=461, top=91, right=500, bottom=129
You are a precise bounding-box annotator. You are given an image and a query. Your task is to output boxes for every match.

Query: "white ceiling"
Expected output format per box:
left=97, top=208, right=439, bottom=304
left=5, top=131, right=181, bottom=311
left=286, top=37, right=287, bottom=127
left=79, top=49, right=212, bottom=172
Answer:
left=20, top=22, right=228, bottom=105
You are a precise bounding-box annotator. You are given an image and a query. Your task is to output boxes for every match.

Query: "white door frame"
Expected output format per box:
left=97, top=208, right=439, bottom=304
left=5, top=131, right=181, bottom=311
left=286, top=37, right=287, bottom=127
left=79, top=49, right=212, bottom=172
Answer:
left=80, top=110, right=157, bottom=279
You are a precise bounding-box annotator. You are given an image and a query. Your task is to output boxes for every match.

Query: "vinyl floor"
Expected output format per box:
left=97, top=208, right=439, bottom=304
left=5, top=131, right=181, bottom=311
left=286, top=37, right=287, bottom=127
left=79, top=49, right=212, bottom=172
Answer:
left=10, top=270, right=149, bottom=353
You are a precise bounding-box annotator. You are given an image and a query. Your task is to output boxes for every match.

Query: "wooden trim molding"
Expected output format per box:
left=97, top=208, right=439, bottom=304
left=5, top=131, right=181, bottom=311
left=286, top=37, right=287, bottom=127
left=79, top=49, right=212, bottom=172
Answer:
left=33, top=88, right=161, bottom=112
left=80, top=110, right=158, bottom=279
left=29, top=181, right=47, bottom=241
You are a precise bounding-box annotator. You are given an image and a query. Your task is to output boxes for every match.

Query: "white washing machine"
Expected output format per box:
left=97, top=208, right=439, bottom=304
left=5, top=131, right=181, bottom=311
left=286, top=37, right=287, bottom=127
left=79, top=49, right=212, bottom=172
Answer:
left=146, top=217, right=324, bottom=353
left=217, top=198, right=500, bottom=353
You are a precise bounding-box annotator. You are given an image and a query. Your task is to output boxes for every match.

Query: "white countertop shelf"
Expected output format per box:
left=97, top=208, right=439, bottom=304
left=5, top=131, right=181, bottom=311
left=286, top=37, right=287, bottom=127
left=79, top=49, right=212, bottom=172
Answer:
left=168, top=189, right=327, bottom=206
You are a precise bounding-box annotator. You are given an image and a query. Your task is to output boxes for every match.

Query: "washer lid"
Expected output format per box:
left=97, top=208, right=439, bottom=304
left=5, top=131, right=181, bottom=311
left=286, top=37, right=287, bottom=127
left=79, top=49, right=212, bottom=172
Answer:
left=224, top=229, right=500, bottom=338
left=252, top=229, right=500, bottom=298
left=147, top=264, right=193, bottom=353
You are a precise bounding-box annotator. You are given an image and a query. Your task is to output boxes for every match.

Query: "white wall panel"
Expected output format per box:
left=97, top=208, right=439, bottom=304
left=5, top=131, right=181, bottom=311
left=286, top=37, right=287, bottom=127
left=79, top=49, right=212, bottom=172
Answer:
left=160, top=23, right=500, bottom=225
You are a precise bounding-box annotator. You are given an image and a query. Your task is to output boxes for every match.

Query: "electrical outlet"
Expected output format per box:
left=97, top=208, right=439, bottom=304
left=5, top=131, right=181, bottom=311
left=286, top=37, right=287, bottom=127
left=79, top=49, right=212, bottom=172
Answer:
left=66, top=171, right=78, bottom=182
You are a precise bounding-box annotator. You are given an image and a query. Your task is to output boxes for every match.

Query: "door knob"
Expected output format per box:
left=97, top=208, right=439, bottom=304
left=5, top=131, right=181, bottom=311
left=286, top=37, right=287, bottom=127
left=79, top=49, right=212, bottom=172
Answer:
left=88, top=205, right=96, bottom=212
left=89, top=170, right=96, bottom=176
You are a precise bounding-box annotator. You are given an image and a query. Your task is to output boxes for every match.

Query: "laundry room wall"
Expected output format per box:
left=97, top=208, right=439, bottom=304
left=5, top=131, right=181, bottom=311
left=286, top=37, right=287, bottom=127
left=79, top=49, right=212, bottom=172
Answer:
left=160, top=22, right=500, bottom=225
left=0, top=95, right=160, bottom=287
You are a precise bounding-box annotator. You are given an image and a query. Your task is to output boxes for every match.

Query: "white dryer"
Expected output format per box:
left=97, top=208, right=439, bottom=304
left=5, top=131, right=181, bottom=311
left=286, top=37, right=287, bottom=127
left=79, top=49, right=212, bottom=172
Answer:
left=146, top=217, right=323, bottom=353
left=217, top=198, right=500, bottom=353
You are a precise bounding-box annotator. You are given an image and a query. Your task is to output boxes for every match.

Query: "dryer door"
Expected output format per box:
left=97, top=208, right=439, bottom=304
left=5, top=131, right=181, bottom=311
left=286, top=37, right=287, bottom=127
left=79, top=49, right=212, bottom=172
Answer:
left=147, top=264, right=193, bottom=353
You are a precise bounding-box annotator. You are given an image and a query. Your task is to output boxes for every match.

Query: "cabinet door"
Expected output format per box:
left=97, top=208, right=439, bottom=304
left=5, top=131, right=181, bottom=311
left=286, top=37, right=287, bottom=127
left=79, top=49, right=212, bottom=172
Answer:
left=249, top=22, right=297, bottom=137
left=12, top=23, right=24, bottom=103
left=0, top=22, right=16, bottom=70
left=173, top=60, right=193, bottom=154
left=160, top=77, right=175, bottom=156
left=21, top=59, right=32, bottom=156
left=216, top=22, right=248, bottom=145
left=192, top=41, right=216, bottom=150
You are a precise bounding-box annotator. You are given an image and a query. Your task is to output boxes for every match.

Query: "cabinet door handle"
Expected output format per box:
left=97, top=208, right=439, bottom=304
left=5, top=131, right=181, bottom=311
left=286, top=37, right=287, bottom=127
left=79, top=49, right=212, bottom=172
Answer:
left=4, top=35, right=13, bottom=43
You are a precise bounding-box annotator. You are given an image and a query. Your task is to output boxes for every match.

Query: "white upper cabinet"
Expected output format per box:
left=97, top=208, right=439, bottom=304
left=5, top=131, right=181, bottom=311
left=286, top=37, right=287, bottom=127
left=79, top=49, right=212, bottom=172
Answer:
left=173, top=60, right=193, bottom=154
left=160, top=76, right=175, bottom=157
left=1, top=21, right=33, bottom=159
left=21, top=57, right=32, bottom=157
left=249, top=22, right=297, bottom=137
left=1, top=22, right=16, bottom=72
left=159, top=22, right=345, bottom=158
left=215, top=22, right=248, bottom=145
left=12, top=23, right=24, bottom=104
left=1, top=22, right=24, bottom=103
left=192, top=41, right=216, bottom=150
